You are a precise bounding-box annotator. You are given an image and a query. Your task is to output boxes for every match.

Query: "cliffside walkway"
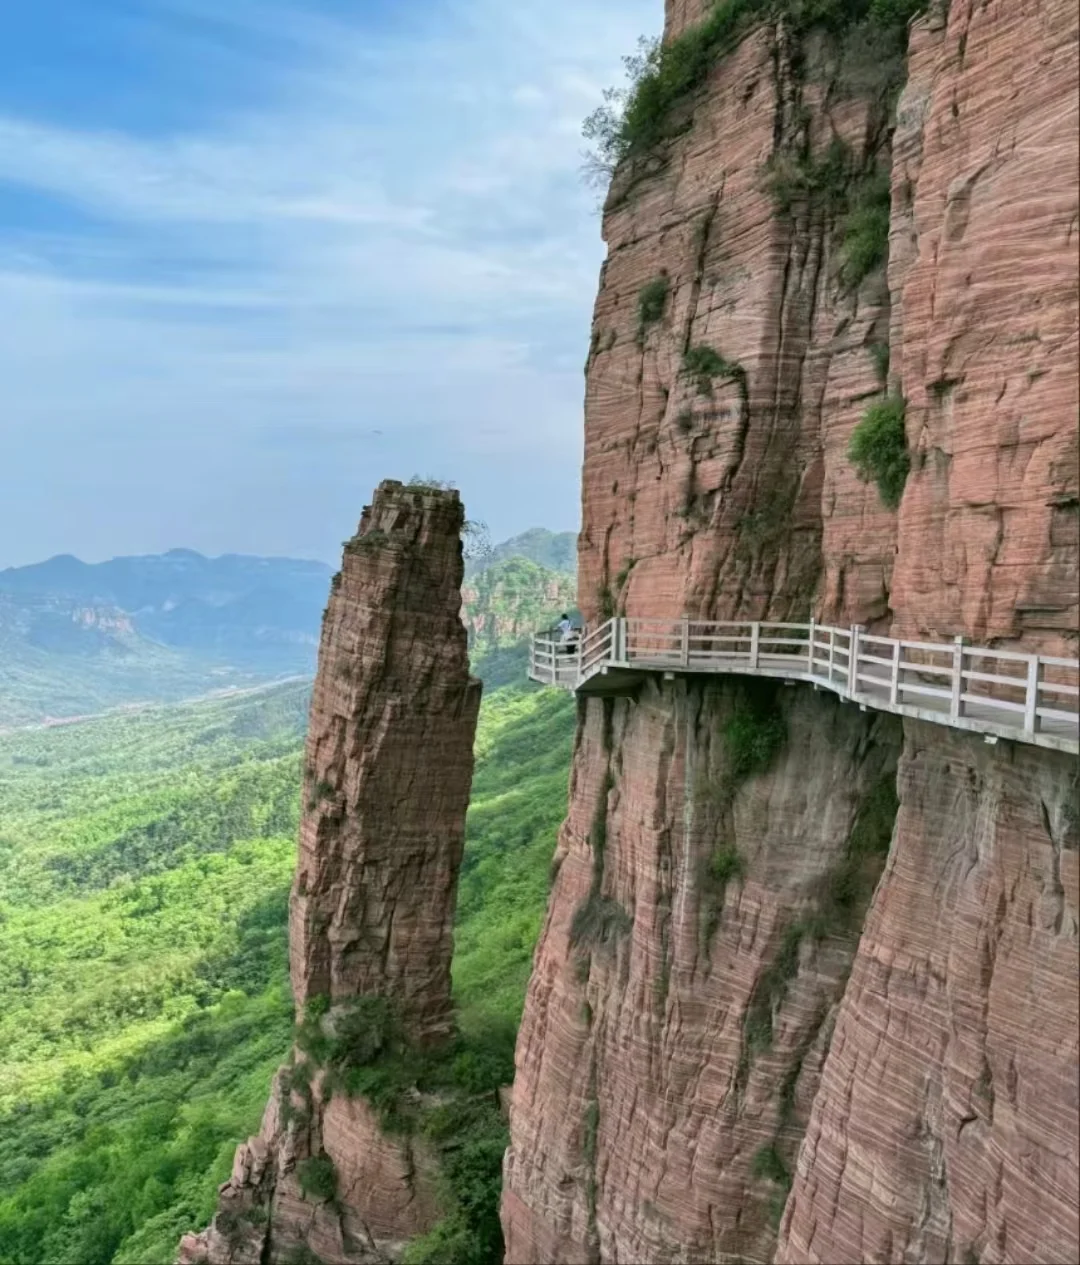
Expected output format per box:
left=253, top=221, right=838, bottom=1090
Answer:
left=528, top=618, right=1079, bottom=754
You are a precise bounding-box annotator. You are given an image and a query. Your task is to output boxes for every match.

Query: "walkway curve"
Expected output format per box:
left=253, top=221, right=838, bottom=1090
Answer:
left=528, top=618, right=1079, bottom=755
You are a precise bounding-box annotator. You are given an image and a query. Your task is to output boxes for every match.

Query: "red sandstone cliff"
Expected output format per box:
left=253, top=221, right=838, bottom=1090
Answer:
left=776, top=5, right=1079, bottom=1261
left=503, top=2, right=1078, bottom=1263
left=178, top=481, right=481, bottom=1265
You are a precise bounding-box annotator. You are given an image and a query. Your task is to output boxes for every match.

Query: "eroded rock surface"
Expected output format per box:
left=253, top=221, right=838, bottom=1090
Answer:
left=887, top=0, right=1079, bottom=656
left=775, top=728, right=1079, bottom=1265
left=178, top=481, right=480, bottom=1265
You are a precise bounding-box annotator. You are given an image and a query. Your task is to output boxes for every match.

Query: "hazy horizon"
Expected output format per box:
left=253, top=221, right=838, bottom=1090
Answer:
left=0, top=0, right=657, bottom=570
left=0, top=526, right=579, bottom=573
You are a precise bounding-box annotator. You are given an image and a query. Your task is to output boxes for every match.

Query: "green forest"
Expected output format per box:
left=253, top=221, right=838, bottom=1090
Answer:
left=0, top=660, right=575, bottom=1264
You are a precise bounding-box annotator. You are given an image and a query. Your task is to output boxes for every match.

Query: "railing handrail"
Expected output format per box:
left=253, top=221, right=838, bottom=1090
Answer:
left=526, top=616, right=1078, bottom=753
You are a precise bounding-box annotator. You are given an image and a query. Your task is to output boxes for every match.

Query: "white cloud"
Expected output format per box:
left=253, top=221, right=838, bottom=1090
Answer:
left=0, top=0, right=660, bottom=565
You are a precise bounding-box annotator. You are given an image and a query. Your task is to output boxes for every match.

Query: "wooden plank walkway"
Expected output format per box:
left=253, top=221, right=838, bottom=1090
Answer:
left=528, top=618, right=1079, bottom=755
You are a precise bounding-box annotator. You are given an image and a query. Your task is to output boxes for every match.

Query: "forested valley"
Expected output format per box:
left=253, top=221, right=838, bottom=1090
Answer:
left=0, top=627, right=574, bottom=1263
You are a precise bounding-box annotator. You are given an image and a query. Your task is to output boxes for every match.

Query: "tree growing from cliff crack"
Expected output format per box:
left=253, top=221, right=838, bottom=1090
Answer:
left=581, top=36, right=659, bottom=185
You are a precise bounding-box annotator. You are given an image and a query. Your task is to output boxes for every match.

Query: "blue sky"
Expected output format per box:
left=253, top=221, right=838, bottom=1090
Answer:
left=0, top=0, right=658, bottom=567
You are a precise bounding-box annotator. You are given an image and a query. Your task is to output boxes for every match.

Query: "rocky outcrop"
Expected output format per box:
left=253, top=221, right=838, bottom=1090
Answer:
left=290, top=483, right=482, bottom=1045
left=179, top=480, right=481, bottom=1265
left=504, top=1, right=1078, bottom=1263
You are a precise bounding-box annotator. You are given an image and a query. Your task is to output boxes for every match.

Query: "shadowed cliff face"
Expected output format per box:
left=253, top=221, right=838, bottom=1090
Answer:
left=504, top=682, right=902, bottom=1264
left=178, top=481, right=481, bottom=1265
left=504, top=2, right=1078, bottom=1262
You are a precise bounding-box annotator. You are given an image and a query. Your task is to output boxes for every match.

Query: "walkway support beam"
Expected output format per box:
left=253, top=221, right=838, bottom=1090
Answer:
left=951, top=636, right=964, bottom=719
left=1024, top=655, right=1040, bottom=737
left=848, top=625, right=863, bottom=696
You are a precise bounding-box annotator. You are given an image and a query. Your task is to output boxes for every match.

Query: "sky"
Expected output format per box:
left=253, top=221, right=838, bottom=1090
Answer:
left=0, top=0, right=659, bottom=568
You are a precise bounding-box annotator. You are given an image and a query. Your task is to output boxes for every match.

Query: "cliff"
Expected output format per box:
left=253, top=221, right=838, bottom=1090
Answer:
left=178, top=480, right=482, bottom=1265
left=503, top=2, right=1078, bottom=1263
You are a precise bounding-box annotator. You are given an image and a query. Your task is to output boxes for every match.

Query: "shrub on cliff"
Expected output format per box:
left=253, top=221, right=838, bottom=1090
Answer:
left=637, top=275, right=670, bottom=331
left=683, top=344, right=745, bottom=396
left=848, top=396, right=909, bottom=508
left=839, top=168, right=891, bottom=287
left=723, top=704, right=786, bottom=787
left=296, top=1154, right=337, bottom=1202
left=583, top=0, right=932, bottom=173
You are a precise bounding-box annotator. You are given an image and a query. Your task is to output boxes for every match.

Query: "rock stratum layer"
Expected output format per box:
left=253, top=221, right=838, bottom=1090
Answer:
left=179, top=481, right=481, bottom=1265
left=503, top=2, right=1078, bottom=1264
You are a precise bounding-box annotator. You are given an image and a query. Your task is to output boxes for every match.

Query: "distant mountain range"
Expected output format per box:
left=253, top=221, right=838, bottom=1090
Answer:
left=0, top=530, right=577, bottom=726
left=464, top=528, right=576, bottom=579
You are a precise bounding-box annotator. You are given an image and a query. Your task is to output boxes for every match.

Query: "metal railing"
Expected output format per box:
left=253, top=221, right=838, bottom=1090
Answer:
left=527, top=618, right=1079, bottom=754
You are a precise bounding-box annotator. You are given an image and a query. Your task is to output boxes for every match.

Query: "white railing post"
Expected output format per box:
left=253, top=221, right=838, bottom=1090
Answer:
left=680, top=616, right=689, bottom=667
left=827, top=627, right=835, bottom=683
left=848, top=625, right=863, bottom=695
left=750, top=621, right=761, bottom=669
left=807, top=617, right=816, bottom=674
left=615, top=617, right=627, bottom=663
left=1024, top=656, right=1040, bottom=736
left=950, top=636, right=964, bottom=719
left=577, top=634, right=584, bottom=685
left=889, top=639, right=901, bottom=705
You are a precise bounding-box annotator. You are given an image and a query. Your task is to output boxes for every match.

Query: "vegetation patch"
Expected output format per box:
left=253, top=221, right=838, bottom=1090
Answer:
left=297, top=1154, right=338, bottom=1203
left=698, top=690, right=785, bottom=948
left=637, top=276, right=670, bottom=332
left=406, top=476, right=456, bottom=492
left=284, top=1245, right=328, bottom=1265
left=848, top=395, right=909, bottom=508
left=0, top=668, right=575, bottom=1265
left=868, top=339, right=890, bottom=384
left=582, top=1088, right=601, bottom=1224
left=701, top=841, right=748, bottom=946
left=751, top=1142, right=790, bottom=1185
left=708, top=841, right=746, bottom=887
left=722, top=701, right=787, bottom=791
left=682, top=344, right=746, bottom=397
left=805, top=771, right=898, bottom=940
left=752, top=1142, right=793, bottom=1229
left=839, top=168, right=891, bottom=287
left=570, top=894, right=634, bottom=949
left=765, top=137, right=851, bottom=216
left=734, top=494, right=795, bottom=561
left=742, top=920, right=805, bottom=1060
left=570, top=770, right=633, bottom=951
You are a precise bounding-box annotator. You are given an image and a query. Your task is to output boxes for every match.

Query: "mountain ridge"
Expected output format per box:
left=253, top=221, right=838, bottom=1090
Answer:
left=0, top=531, right=578, bottom=725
